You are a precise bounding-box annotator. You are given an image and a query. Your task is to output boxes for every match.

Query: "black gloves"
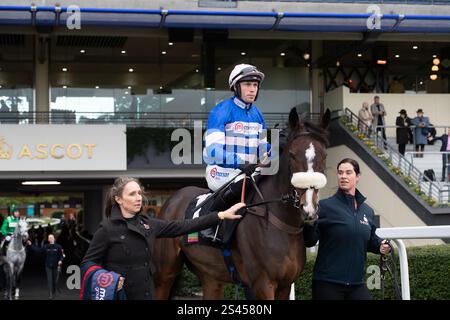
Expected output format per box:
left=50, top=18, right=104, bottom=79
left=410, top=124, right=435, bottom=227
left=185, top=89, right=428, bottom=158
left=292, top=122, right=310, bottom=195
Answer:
left=238, top=163, right=257, bottom=176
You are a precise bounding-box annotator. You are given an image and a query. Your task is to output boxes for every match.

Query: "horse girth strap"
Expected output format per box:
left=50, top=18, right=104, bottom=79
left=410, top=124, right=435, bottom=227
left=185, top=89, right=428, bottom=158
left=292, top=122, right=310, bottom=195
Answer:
left=246, top=208, right=303, bottom=235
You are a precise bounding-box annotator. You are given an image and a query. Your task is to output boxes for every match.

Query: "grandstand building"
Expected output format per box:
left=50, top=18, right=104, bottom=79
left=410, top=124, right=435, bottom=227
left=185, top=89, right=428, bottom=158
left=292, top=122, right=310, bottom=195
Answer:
left=1, top=0, right=450, bottom=245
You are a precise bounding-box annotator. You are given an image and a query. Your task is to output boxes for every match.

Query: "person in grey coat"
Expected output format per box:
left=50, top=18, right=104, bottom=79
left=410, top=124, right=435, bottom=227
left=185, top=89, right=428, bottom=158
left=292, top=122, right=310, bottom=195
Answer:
left=370, top=96, right=387, bottom=148
left=411, top=109, right=430, bottom=158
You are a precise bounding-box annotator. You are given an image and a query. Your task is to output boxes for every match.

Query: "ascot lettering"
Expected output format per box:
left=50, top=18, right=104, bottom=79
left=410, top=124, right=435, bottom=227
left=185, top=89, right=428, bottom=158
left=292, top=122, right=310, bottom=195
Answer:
left=17, top=143, right=96, bottom=160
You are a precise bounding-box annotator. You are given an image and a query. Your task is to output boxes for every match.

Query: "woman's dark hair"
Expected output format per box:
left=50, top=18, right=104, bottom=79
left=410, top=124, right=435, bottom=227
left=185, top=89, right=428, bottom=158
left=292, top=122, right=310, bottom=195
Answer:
left=105, top=177, right=148, bottom=218
left=337, top=158, right=360, bottom=175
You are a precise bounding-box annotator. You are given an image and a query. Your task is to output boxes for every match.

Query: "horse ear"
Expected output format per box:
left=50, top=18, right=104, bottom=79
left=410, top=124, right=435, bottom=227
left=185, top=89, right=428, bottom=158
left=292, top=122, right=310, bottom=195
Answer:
left=321, top=108, right=331, bottom=129
left=289, top=108, right=302, bottom=131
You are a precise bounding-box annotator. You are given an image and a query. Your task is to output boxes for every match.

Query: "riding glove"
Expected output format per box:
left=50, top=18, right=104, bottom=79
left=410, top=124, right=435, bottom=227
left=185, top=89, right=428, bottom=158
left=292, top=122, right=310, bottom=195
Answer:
left=238, top=163, right=257, bottom=176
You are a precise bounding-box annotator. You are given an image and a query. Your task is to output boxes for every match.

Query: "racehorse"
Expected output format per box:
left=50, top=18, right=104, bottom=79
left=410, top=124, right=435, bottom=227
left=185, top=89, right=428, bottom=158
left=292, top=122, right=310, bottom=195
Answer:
left=153, top=108, right=330, bottom=300
left=5, top=218, right=29, bottom=299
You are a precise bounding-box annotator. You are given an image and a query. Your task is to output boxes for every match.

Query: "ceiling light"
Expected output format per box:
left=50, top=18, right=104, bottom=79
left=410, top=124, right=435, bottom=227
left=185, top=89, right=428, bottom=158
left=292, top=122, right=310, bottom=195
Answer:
left=161, top=51, right=167, bottom=55
left=377, top=60, right=387, bottom=65
left=62, top=85, right=67, bottom=89
left=433, top=58, right=440, bottom=65
left=125, top=91, right=129, bottom=95
left=62, top=67, right=67, bottom=72
left=168, top=42, right=173, bottom=46
left=280, top=52, right=286, bottom=56
left=195, top=69, right=199, bottom=73
left=336, top=61, right=340, bottom=67
left=159, top=86, right=163, bottom=90
left=128, top=68, right=134, bottom=72
left=412, top=46, right=418, bottom=50
left=127, top=86, right=132, bottom=89
left=241, top=52, right=246, bottom=56
left=95, top=86, right=99, bottom=89
left=432, top=65, right=439, bottom=72
left=395, top=54, right=400, bottom=58
left=217, top=67, right=222, bottom=71
left=0, top=85, right=2, bottom=89
left=419, top=81, right=423, bottom=85
left=433, top=54, right=437, bottom=58
left=357, top=53, right=362, bottom=57
left=303, top=53, right=310, bottom=60
left=22, top=181, right=61, bottom=186
left=121, top=50, right=126, bottom=54
left=80, top=49, right=85, bottom=53
left=430, top=74, right=438, bottom=81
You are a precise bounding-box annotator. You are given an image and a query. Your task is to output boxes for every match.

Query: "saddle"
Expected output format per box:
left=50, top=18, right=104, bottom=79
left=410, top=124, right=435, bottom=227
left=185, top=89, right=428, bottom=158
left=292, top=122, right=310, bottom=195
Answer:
left=183, top=192, right=247, bottom=247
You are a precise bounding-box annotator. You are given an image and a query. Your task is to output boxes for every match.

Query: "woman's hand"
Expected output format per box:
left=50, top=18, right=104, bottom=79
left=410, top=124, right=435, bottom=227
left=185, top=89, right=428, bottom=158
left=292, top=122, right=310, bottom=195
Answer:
left=117, top=277, right=125, bottom=291
left=380, top=240, right=391, bottom=255
left=218, top=203, right=245, bottom=220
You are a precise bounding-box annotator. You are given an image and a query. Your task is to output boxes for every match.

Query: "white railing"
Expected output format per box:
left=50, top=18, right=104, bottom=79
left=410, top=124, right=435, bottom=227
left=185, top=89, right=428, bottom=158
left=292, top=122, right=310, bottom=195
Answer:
left=289, top=225, right=450, bottom=300
left=376, top=225, right=450, bottom=300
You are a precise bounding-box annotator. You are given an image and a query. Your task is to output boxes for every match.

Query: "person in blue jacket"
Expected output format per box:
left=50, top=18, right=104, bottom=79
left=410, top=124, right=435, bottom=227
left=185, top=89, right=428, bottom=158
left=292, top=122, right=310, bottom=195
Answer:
left=203, top=64, right=271, bottom=211
left=304, top=158, right=391, bottom=300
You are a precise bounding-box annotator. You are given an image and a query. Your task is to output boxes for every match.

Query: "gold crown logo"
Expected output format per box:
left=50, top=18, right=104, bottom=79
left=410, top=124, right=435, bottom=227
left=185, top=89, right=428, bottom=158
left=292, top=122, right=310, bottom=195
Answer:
left=0, top=137, right=13, bottom=160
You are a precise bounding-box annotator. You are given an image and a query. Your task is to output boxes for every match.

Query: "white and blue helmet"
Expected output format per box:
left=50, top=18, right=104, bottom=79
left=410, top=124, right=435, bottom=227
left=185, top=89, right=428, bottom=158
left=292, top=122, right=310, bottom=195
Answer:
left=228, top=64, right=265, bottom=99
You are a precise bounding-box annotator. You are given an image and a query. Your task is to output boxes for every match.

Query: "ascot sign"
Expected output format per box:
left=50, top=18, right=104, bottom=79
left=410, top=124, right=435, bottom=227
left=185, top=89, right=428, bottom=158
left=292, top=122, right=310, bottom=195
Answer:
left=0, top=125, right=126, bottom=171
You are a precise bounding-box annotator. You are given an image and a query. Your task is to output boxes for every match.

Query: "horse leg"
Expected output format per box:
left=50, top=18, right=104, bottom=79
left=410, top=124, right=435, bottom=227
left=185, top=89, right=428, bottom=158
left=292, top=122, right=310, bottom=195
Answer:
left=15, top=264, right=24, bottom=299
left=153, top=238, right=184, bottom=300
left=200, top=275, right=225, bottom=300
left=7, top=263, right=13, bottom=300
left=275, top=285, right=293, bottom=300
left=250, top=276, right=277, bottom=300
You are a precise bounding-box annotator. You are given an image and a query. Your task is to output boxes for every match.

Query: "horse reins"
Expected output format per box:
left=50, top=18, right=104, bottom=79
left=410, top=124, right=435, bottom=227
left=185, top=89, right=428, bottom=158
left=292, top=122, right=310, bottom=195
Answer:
left=380, top=240, right=402, bottom=300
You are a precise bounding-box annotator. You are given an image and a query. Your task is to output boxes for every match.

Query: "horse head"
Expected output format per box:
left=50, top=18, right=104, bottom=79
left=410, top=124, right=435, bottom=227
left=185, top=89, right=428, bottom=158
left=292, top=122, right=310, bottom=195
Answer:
left=16, top=218, right=29, bottom=241
left=284, top=107, right=330, bottom=223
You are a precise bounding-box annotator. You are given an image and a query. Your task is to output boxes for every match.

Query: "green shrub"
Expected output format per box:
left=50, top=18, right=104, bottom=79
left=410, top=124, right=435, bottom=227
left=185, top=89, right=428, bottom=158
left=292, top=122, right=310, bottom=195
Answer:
left=173, top=245, right=450, bottom=300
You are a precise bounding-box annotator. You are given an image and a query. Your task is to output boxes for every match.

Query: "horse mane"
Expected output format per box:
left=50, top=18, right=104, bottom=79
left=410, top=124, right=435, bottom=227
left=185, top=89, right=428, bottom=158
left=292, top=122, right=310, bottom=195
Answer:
left=280, top=120, right=329, bottom=153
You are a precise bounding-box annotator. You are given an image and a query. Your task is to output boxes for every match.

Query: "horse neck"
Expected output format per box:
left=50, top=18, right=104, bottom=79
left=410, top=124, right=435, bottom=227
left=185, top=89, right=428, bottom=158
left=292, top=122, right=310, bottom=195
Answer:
left=261, top=151, right=303, bottom=227
left=11, top=228, right=23, bottom=251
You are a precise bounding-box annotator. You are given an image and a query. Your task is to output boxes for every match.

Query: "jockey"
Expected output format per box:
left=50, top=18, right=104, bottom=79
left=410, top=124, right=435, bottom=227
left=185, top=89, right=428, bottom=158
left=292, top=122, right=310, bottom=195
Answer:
left=1, top=208, right=20, bottom=255
left=203, top=64, right=271, bottom=211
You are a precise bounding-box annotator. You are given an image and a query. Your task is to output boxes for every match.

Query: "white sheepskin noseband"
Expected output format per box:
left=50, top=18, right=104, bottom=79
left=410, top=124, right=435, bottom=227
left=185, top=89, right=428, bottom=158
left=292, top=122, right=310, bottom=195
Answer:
left=291, top=172, right=327, bottom=189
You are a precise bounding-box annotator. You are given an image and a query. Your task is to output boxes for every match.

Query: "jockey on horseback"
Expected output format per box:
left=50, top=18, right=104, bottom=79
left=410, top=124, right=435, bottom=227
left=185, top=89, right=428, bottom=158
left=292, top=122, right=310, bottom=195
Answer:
left=0, top=208, right=20, bottom=256
left=203, top=64, right=271, bottom=212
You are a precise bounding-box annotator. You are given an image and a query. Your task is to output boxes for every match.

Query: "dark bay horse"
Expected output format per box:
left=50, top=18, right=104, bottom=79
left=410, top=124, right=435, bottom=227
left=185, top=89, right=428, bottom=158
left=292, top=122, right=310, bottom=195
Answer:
left=154, top=108, right=330, bottom=300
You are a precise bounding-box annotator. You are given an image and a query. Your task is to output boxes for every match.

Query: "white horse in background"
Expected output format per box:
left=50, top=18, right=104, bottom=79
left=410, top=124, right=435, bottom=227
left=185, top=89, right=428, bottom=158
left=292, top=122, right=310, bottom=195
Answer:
left=3, top=218, right=28, bottom=300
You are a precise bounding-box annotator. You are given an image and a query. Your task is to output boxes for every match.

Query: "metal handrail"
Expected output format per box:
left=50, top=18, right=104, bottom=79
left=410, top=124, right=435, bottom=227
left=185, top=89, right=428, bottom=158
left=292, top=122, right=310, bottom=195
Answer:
left=0, top=111, right=310, bottom=129
left=343, top=108, right=447, bottom=204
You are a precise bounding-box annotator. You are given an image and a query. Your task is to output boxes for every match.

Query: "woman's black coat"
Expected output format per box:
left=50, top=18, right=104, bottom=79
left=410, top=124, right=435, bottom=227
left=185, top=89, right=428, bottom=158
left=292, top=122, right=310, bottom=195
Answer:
left=81, top=205, right=221, bottom=300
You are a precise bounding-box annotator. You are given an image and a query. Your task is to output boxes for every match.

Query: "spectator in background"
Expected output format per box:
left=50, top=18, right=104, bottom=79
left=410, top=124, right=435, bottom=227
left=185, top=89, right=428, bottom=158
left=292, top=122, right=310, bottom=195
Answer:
left=36, top=225, right=44, bottom=247
left=396, top=109, right=412, bottom=156
left=27, top=234, right=64, bottom=299
left=389, top=76, right=405, bottom=93
left=428, top=128, right=450, bottom=182
left=411, top=109, right=430, bottom=158
left=358, top=102, right=373, bottom=136
left=370, top=96, right=387, bottom=149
